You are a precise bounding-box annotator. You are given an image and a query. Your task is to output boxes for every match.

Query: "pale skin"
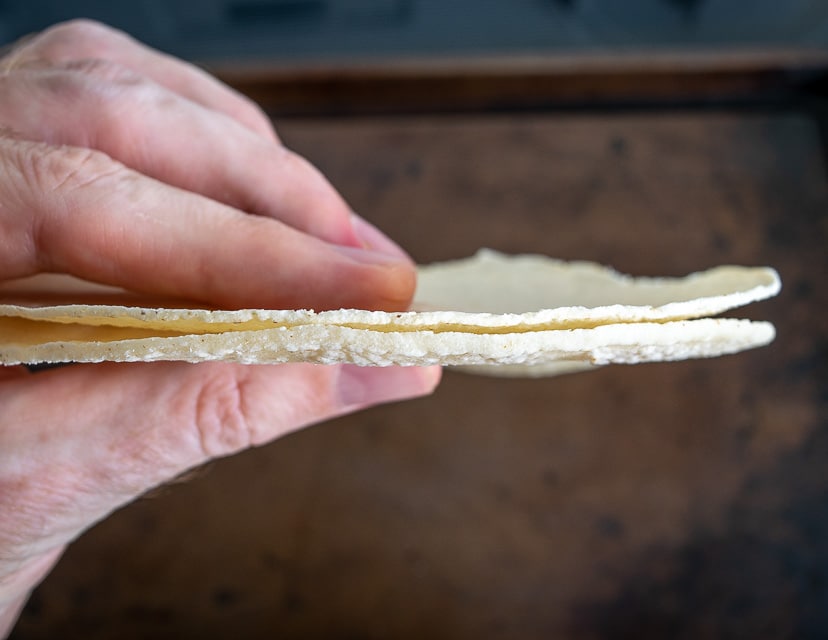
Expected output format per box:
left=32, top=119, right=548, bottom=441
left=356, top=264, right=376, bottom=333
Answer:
left=0, top=20, right=441, bottom=636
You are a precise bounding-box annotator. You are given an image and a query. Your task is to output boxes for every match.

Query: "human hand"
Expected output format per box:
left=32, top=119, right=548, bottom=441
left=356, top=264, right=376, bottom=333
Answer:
left=0, top=20, right=440, bottom=635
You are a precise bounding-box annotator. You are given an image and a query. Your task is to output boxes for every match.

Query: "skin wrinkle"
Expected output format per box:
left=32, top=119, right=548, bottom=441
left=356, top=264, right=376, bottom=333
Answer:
left=0, top=470, right=80, bottom=562
left=3, top=140, right=160, bottom=280
left=187, top=363, right=343, bottom=457
left=191, top=365, right=256, bottom=458
left=47, top=151, right=125, bottom=196
left=60, top=58, right=145, bottom=87
left=32, top=151, right=128, bottom=277
left=0, top=141, right=41, bottom=277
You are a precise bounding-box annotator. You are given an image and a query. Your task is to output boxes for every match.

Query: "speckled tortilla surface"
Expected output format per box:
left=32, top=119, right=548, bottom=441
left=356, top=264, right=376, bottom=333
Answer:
left=0, top=250, right=780, bottom=376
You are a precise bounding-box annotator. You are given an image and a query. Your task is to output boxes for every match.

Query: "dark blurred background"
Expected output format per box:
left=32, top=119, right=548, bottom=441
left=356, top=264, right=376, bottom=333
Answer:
left=6, top=2, right=828, bottom=640
left=1, top=0, right=827, bottom=63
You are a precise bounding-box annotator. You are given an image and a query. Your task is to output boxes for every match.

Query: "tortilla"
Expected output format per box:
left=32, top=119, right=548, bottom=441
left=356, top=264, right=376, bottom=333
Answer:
left=0, top=250, right=780, bottom=375
left=414, top=249, right=780, bottom=318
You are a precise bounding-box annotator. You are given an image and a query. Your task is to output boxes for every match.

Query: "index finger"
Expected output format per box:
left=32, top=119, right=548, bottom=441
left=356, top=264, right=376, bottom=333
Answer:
left=0, top=138, right=415, bottom=311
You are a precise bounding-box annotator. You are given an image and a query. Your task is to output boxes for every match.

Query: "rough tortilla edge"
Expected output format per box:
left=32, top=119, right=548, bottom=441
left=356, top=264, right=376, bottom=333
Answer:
left=0, top=319, right=776, bottom=378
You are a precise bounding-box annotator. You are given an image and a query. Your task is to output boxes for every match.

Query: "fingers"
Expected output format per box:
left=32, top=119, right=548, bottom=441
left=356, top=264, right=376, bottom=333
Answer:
left=0, top=136, right=414, bottom=311
left=0, top=22, right=441, bottom=632
left=0, top=61, right=358, bottom=246
left=0, top=361, right=440, bottom=564
left=5, top=19, right=277, bottom=141
left=0, top=19, right=414, bottom=264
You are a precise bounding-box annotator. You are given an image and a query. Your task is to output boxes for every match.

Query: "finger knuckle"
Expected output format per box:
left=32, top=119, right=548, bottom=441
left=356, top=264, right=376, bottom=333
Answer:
left=15, top=143, right=125, bottom=270
left=60, top=57, right=142, bottom=86
left=0, top=140, right=131, bottom=274
left=28, top=19, right=126, bottom=62
left=20, top=142, right=121, bottom=195
left=190, top=366, right=256, bottom=458
left=33, top=60, right=160, bottom=154
left=34, top=58, right=144, bottom=108
left=235, top=94, right=277, bottom=138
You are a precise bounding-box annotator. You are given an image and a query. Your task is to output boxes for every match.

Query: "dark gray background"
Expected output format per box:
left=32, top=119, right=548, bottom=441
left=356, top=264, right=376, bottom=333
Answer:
left=1, top=0, right=827, bottom=63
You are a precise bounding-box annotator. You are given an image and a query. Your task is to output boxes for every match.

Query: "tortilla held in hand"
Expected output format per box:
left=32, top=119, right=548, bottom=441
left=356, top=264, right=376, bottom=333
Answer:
left=0, top=250, right=780, bottom=377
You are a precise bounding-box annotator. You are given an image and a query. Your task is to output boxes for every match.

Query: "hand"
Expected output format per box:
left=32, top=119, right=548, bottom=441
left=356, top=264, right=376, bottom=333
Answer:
left=0, top=20, right=440, bottom=635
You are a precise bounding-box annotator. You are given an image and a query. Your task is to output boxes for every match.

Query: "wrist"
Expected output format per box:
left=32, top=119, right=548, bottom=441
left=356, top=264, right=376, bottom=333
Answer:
left=0, top=546, right=63, bottom=638
left=0, top=593, right=28, bottom=639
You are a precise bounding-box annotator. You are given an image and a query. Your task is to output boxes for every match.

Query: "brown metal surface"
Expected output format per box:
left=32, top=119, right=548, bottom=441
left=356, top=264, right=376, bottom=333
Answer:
left=211, top=50, right=828, bottom=115
left=11, top=111, right=828, bottom=639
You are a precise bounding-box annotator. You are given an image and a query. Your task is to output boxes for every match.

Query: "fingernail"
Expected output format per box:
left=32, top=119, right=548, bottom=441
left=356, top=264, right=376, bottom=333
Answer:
left=337, top=365, right=441, bottom=409
left=333, top=244, right=412, bottom=267
left=350, top=213, right=412, bottom=261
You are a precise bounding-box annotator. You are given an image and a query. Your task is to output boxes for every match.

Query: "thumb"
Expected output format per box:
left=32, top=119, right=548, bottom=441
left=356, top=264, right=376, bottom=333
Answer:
left=0, top=362, right=440, bottom=582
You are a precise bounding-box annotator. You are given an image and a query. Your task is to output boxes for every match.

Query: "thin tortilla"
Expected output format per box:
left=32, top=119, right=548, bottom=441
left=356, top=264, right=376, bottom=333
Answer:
left=0, top=250, right=780, bottom=375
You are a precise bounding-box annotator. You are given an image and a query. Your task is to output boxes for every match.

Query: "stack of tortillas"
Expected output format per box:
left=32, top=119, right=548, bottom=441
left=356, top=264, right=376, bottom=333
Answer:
left=0, top=250, right=780, bottom=377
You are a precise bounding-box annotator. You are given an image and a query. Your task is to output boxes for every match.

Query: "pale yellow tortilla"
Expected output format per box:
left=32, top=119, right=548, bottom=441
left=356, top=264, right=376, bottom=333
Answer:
left=0, top=250, right=780, bottom=375
left=0, top=317, right=775, bottom=370
left=414, top=249, right=780, bottom=317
